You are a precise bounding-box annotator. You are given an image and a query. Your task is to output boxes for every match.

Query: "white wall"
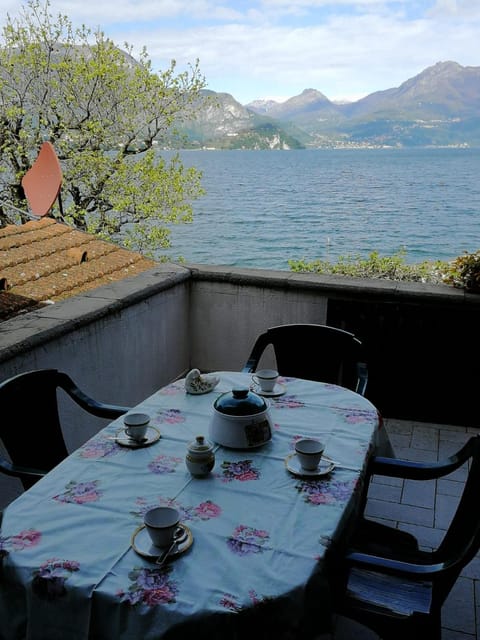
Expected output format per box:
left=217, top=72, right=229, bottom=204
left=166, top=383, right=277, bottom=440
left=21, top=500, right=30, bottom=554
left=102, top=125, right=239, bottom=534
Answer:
left=188, top=267, right=328, bottom=372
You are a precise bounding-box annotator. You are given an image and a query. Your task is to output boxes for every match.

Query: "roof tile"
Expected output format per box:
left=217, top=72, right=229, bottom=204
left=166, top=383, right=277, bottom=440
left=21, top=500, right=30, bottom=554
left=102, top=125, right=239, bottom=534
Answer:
left=0, top=217, right=157, bottom=320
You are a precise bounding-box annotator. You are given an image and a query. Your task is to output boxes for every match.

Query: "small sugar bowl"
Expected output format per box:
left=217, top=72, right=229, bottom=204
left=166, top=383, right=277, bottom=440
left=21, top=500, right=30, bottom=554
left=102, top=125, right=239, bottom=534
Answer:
left=186, top=435, right=215, bottom=477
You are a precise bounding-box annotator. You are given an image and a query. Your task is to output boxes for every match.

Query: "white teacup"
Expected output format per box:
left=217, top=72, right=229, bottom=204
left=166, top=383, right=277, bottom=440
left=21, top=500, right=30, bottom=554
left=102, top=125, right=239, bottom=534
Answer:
left=124, top=413, right=150, bottom=442
left=144, top=506, right=180, bottom=548
left=252, top=369, right=279, bottom=392
left=295, top=438, right=325, bottom=471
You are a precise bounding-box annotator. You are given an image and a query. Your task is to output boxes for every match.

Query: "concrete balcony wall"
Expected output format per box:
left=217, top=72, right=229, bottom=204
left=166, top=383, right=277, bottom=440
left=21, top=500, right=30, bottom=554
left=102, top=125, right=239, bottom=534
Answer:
left=188, top=266, right=328, bottom=371
left=0, top=265, right=191, bottom=451
left=188, top=266, right=480, bottom=428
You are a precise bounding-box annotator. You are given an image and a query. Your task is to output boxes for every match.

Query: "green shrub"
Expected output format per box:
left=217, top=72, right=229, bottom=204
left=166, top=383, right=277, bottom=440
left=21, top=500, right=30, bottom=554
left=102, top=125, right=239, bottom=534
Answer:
left=442, top=250, right=480, bottom=291
left=288, top=249, right=448, bottom=284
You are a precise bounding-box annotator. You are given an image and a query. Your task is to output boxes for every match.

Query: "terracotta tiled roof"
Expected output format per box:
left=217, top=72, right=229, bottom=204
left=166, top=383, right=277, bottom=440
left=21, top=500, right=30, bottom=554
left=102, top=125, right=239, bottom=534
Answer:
left=0, top=217, right=157, bottom=321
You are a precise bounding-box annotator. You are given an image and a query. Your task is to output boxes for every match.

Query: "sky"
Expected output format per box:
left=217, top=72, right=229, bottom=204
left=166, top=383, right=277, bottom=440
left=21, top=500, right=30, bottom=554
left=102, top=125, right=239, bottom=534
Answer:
left=1, top=0, right=479, bottom=105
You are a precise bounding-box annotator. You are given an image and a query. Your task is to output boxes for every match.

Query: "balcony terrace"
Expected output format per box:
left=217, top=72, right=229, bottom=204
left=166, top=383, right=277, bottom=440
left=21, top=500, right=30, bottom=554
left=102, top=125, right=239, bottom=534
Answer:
left=0, top=263, right=479, bottom=638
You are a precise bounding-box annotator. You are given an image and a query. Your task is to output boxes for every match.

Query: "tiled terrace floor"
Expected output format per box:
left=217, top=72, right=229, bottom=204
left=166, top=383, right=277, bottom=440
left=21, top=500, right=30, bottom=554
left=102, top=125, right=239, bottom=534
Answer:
left=332, top=417, right=480, bottom=640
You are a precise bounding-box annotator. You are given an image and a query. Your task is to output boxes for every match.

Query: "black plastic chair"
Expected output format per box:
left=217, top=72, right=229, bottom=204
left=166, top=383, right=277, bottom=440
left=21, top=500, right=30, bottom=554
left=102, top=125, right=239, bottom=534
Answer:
left=242, top=324, right=368, bottom=395
left=328, top=435, right=480, bottom=640
left=0, top=369, right=130, bottom=490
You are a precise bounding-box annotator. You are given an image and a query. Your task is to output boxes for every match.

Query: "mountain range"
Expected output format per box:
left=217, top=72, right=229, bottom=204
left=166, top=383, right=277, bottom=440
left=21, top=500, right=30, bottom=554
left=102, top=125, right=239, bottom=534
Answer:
left=179, top=61, right=480, bottom=149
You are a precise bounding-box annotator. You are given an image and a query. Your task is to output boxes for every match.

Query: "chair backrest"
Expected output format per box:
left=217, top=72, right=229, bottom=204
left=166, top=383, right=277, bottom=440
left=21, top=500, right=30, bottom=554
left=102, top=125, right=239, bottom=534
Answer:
left=21, top=142, right=63, bottom=217
left=244, top=324, right=366, bottom=392
left=0, top=369, right=129, bottom=491
left=432, top=435, right=480, bottom=606
left=0, top=369, right=69, bottom=488
left=328, top=436, right=480, bottom=640
left=350, top=435, right=480, bottom=612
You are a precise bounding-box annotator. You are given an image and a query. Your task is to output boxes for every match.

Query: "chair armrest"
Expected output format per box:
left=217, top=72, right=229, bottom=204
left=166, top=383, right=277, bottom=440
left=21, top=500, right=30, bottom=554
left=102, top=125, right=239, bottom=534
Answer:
left=0, top=457, right=45, bottom=483
left=345, top=549, right=444, bottom=579
left=242, top=359, right=256, bottom=374
left=355, top=362, right=368, bottom=396
left=57, top=372, right=130, bottom=419
left=242, top=333, right=270, bottom=374
left=369, top=436, right=476, bottom=481
left=68, top=388, right=130, bottom=419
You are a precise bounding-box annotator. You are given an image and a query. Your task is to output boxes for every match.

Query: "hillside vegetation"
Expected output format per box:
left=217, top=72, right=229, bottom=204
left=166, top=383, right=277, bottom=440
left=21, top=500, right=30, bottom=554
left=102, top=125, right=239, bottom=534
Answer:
left=179, top=62, right=480, bottom=149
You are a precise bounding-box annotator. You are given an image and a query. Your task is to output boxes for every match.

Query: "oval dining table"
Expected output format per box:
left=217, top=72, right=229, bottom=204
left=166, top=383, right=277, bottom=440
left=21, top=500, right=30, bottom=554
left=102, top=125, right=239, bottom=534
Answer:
left=0, top=371, right=392, bottom=640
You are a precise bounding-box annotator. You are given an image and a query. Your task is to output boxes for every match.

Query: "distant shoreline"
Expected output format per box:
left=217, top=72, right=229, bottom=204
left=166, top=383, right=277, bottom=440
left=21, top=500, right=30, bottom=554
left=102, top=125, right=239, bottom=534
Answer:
left=180, top=143, right=476, bottom=151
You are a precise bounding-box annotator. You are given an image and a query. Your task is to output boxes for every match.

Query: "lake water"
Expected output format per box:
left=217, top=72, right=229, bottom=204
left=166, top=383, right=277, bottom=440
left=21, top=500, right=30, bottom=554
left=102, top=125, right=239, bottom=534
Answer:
left=161, top=148, right=480, bottom=270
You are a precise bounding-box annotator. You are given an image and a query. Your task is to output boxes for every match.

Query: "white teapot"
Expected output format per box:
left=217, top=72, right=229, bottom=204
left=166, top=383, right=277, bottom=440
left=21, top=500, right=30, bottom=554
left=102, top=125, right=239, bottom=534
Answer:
left=209, top=387, right=273, bottom=449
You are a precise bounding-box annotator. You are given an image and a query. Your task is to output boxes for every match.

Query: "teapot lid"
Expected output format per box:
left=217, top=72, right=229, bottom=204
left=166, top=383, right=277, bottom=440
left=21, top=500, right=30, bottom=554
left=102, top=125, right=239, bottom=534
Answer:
left=214, top=387, right=267, bottom=416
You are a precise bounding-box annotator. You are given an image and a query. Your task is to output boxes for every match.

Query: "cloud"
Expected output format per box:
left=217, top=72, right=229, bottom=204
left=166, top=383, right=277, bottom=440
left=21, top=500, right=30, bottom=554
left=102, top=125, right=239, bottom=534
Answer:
left=135, top=7, right=479, bottom=100
left=2, top=0, right=479, bottom=103
left=430, top=0, right=480, bottom=18
left=1, top=0, right=241, bottom=23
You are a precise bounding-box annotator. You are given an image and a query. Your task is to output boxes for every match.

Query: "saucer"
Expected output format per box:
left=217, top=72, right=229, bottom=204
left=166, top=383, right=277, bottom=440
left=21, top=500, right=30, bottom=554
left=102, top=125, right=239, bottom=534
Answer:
left=131, top=523, right=193, bottom=561
left=252, top=383, right=286, bottom=397
left=115, top=426, right=161, bottom=448
left=285, top=453, right=335, bottom=477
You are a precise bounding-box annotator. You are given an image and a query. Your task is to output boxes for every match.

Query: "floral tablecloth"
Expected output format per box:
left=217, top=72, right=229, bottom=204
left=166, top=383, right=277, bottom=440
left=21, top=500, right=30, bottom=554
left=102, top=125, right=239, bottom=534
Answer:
left=0, top=372, right=389, bottom=640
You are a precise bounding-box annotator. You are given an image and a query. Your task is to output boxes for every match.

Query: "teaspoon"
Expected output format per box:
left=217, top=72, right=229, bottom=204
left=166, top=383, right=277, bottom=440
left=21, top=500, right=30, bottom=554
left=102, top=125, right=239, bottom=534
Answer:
left=156, top=527, right=184, bottom=567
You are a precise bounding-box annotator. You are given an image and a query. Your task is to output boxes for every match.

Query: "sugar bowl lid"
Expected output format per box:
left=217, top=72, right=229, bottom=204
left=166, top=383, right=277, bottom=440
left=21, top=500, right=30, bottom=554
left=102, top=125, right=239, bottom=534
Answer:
left=187, top=434, right=214, bottom=454
left=213, top=387, right=268, bottom=416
